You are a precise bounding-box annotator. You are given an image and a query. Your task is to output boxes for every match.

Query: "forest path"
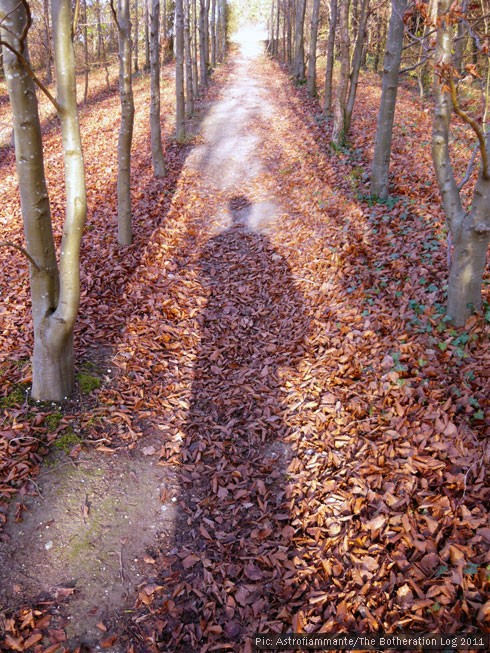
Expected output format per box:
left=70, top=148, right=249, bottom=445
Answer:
left=1, top=20, right=485, bottom=653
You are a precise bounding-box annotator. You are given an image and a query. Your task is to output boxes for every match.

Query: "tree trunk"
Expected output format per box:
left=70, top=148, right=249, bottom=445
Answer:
left=176, top=0, right=186, bottom=141
left=191, top=0, right=198, bottom=94
left=371, top=0, right=407, bottom=199
left=42, top=0, right=53, bottom=83
left=115, top=0, right=135, bottom=245
left=332, top=0, right=350, bottom=145
left=293, top=0, right=306, bottom=81
left=306, top=0, right=320, bottom=96
left=199, top=0, right=209, bottom=86
left=134, top=0, right=139, bottom=72
left=324, top=0, right=337, bottom=115
left=83, top=0, right=89, bottom=102
left=432, top=0, right=490, bottom=325
left=344, top=0, right=369, bottom=135
left=184, top=0, right=194, bottom=116
left=150, top=0, right=166, bottom=176
left=144, top=0, right=150, bottom=70
left=210, top=0, right=216, bottom=67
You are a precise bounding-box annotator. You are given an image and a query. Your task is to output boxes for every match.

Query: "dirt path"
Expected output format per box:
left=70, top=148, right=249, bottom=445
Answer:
left=1, top=29, right=305, bottom=652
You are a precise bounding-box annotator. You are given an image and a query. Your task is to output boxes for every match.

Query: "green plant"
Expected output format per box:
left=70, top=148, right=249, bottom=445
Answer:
left=77, top=372, right=102, bottom=394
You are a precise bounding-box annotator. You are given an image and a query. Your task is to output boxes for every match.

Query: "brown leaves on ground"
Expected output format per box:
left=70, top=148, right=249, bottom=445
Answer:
left=0, top=50, right=489, bottom=652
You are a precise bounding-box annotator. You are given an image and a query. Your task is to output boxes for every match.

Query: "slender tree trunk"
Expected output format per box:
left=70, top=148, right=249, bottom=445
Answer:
left=184, top=0, right=194, bottom=116
left=332, top=0, right=350, bottom=145
left=175, top=0, right=186, bottom=141
left=344, top=0, right=369, bottom=135
left=371, top=0, right=407, bottom=199
left=134, top=0, right=139, bottom=72
left=306, top=0, right=320, bottom=95
left=115, top=0, right=135, bottom=245
left=192, top=0, right=199, bottom=94
left=42, top=0, right=53, bottom=83
left=293, top=0, right=306, bottom=80
left=144, top=0, right=150, bottom=70
left=83, top=0, right=89, bottom=102
left=210, top=0, right=216, bottom=67
left=199, top=0, right=209, bottom=86
left=150, top=0, right=166, bottom=176
left=324, top=0, right=337, bottom=115
left=432, top=0, right=490, bottom=325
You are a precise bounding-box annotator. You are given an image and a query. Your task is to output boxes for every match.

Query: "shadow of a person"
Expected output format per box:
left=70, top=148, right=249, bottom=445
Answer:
left=164, top=196, right=309, bottom=649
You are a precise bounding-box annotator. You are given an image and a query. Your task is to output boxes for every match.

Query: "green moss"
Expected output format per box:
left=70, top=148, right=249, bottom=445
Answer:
left=0, top=385, right=27, bottom=408
left=77, top=372, right=102, bottom=394
left=45, top=411, right=63, bottom=431
left=53, top=429, right=83, bottom=452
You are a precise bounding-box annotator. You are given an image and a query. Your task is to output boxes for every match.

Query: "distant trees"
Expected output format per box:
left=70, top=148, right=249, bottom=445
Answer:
left=0, top=0, right=229, bottom=400
left=267, top=0, right=490, bottom=324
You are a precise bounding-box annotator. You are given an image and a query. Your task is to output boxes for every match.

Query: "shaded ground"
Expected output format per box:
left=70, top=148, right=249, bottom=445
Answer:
left=0, top=22, right=489, bottom=653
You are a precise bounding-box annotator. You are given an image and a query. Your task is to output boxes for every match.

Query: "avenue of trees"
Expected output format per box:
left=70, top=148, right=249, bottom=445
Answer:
left=268, top=0, right=490, bottom=327
left=0, top=0, right=489, bottom=401
left=0, top=0, right=228, bottom=400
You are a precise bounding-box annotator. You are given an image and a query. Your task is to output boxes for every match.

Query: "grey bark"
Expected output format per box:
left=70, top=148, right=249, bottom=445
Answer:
left=293, top=0, right=306, bottom=81
left=115, top=0, right=135, bottom=245
left=306, top=0, right=320, bottom=96
left=42, top=0, right=53, bottom=83
left=175, top=0, right=185, bottom=141
left=134, top=0, right=139, bottom=72
left=192, top=0, right=199, bottom=95
left=344, top=0, right=369, bottom=135
left=184, top=0, right=194, bottom=116
left=150, top=0, right=166, bottom=176
left=332, top=0, right=350, bottom=145
left=83, top=0, right=89, bottom=102
left=324, top=0, right=337, bottom=115
left=199, top=0, right=209, bottom=86
left=370, top=0, right=407, bottom=199
left=432, top=0, right=490, bottom=325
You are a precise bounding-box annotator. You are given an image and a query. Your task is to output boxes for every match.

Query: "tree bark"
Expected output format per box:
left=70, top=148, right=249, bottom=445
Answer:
left=293, top=0, right=306, bottom=81
left=134, top=0, right=140, bottom=72
left=332, top=0, right=350, bottom=145
left=324, top=0, right=337, bottom=115
left=42, top=0, right=53, bottom=84
left=344, top=0, right=369, bottom=135
left=370, top=0, right=407, bottom=199
left=115, top=0, right=135, bottom=245
left=150, top=0, right=166, bottom=176
left=184, top=0, right=194, bottom=116
left=199, top=0, right=209, bottom=86
left=432, top=0, right=490, bottom=325
left=82, top=0, right=89, bottom=102
left=306, top=0, right=320, bottom=96
left=176, top=0, right=186, bottom=141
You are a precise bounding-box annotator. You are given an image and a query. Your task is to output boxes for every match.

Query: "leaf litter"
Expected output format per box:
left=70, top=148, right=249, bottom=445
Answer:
left=0, top=35, right=489, bottom=653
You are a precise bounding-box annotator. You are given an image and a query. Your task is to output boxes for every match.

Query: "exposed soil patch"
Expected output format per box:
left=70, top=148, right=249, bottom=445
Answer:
left=0, top=446, right=179, bottom=649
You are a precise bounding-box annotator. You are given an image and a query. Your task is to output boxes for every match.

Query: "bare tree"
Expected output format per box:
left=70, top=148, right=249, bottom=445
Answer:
left=332, top=0, right=351, bottom=145
left=150, top=0, right=166, bottom=176
left=324, top=0, right=338, bottom=115
left=0, top=0, right=87, bottom=400
left=176, top=0, right=186, bottom=140
left=111, top=0, right=135, bottom=245
left=432, top=0, right=490, bottom=325
left=307, top=0, right=321, bottom=96
left=371, top=0, right=407, bottom=199
left=293, top=0, right=306, bottom=81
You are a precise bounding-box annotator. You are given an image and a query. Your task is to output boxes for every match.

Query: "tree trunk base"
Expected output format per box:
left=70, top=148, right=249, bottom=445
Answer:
left=31, top=330, right=74, bottom=401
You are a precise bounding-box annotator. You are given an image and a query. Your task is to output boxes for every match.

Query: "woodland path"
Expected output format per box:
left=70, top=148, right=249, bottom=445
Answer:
left=1, top=21, right=488, bottom=653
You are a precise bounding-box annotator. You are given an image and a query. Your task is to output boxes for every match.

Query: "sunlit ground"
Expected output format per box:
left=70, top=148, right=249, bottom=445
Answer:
left=232, top=23, right=268, bottom=58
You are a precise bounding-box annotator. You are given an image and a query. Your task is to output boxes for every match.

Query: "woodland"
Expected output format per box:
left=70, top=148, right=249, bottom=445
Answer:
left=0, top=0, right=489, bottom=650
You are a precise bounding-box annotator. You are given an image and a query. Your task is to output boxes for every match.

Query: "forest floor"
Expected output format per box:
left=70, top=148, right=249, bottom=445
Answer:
left=0, top=28, right=489, bottom=653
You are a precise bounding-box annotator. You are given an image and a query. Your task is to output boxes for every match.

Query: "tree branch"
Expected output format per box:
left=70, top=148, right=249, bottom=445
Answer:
left=0, top=39, right=61, bottom=111
left=109, top=0, right=120, bottom=32
left=449, top=75, right=489, bottom=179
left=0, top=240, right=40, bottom=271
